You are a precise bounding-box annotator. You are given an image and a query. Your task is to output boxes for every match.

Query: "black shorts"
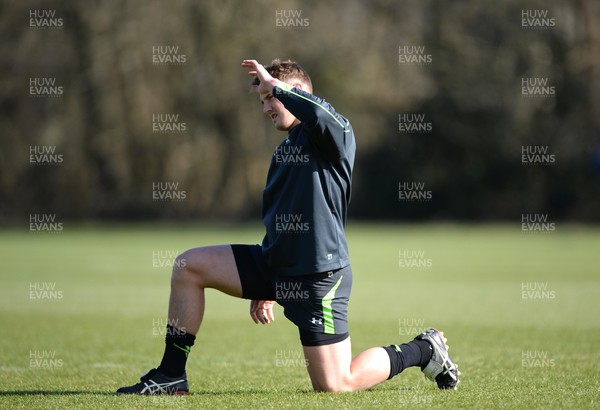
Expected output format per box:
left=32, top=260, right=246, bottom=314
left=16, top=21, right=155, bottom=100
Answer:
left=231, top=244, right=352, bottom=346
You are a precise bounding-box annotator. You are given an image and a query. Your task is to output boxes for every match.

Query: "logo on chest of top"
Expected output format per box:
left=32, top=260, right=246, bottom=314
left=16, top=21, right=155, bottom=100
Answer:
left=274, top=144, right=310, bottom=165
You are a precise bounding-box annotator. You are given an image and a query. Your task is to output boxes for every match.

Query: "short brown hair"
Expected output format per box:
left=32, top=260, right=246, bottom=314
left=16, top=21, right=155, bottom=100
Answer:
left=252, top=59, right=313, bottom=93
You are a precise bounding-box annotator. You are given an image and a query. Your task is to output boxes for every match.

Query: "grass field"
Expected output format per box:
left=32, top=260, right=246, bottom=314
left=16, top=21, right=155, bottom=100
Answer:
left=0, top=223, right=598, bottom=409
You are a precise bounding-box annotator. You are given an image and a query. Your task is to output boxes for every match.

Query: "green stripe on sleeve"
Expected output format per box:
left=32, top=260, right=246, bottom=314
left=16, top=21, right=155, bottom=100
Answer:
left=275, top=84, right=349, bottom=132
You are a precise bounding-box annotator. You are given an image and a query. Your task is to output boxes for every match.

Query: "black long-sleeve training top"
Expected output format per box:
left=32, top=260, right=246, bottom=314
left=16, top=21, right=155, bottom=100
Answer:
left=261, top=83, right=356, bottom=276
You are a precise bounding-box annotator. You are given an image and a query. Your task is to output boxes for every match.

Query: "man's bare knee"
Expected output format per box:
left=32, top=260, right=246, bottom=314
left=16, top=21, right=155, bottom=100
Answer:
left=304, top=338, right=357, bottom=393
left=312, top=380, right=352, bottom=393
left=310, top=372, right=353, bottom=393
left=170, top=245, right=239, bottom=293
left=171, top=249, right=206, bottom=287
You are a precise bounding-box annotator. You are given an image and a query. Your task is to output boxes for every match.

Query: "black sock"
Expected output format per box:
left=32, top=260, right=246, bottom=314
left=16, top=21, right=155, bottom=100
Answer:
left=157, top=325, right=196, bottom=377
left=383, top=340, right=433, bottom=379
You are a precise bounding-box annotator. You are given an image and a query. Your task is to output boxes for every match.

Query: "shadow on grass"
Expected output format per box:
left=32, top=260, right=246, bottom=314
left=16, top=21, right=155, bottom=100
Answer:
left=0, top=386, right=411, bottom=396
left=0, top=391, right=114, bottom=396
left=0, top=389, right=314, bottom=396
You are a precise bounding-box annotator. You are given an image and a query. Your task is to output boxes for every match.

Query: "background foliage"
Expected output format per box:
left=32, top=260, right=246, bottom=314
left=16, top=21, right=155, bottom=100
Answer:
left=1, top=0, right=599, bottom=222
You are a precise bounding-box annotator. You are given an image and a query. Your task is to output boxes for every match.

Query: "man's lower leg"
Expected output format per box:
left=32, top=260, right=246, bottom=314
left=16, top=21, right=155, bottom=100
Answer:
left=157, top=324, right=196, bottom=377
left=383, top=340, right=433, bottom=379
left=155, top=271, right=206, bottom=376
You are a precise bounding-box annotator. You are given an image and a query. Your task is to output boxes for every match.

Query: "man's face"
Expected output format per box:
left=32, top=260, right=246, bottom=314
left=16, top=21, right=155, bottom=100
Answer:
left=260, top=88, right=300, bottom=132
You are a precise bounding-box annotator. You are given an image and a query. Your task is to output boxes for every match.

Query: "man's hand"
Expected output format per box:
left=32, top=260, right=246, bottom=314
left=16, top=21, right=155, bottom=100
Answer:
left=250, top=299, right=275, bottom=324
left=241, top=59, right=281, bottom=95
